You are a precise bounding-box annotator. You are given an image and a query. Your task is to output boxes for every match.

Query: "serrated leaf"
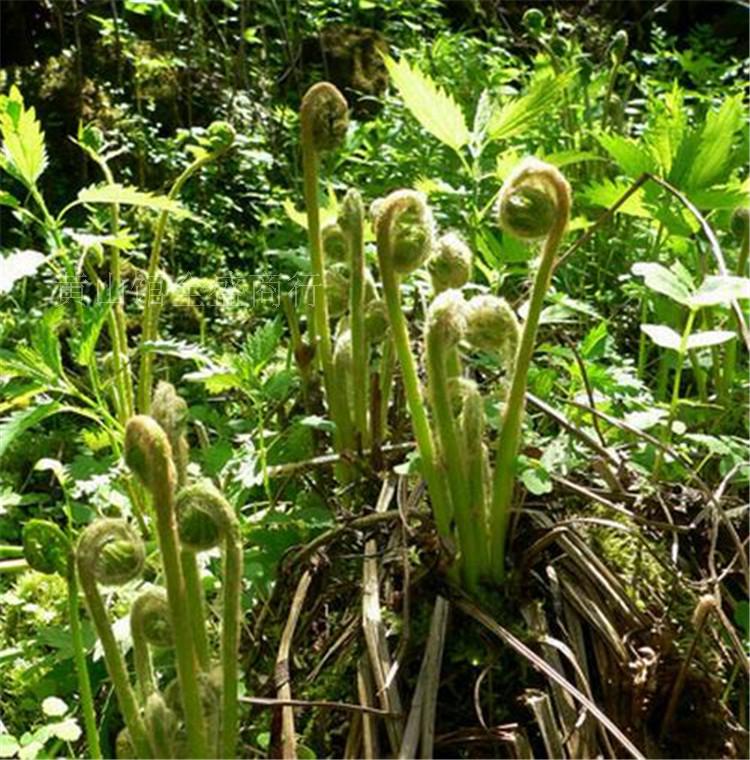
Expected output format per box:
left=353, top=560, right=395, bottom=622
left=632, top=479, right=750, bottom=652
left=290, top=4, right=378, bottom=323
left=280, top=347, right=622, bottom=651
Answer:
left=581, top=178, right=650, bottom=218
left=0, top=401, right=61, bottom=459
left=488, top=70, right=574, bottom=143
left=686, top=330, right=735, bottom=349
left=641, top=324, right=681, bottom=350
left=542, top=149, right=605, bottom=169
left=688, top=275, right=750, bottom=308
left=31, top=308, right=65, bottom=377
left=139, top=339, right=211, bottom=363
left=0, top=250, right=46, bottom=294
left=632, top=262, right=693, bottom=305
left=0, top=190, right=18, bottom=208
left=384, top=55, right=470, bottom=153
left=240, top=319, right=283, bottom=376
left=597, top=133, right=658, bottom=177
left=78, top=183, right=190, bottom=218
left=0, top=86, right=47, bottom=188
left=687, top=94, right=744, bottom=190
left=183, top=366, right=240, bottom=393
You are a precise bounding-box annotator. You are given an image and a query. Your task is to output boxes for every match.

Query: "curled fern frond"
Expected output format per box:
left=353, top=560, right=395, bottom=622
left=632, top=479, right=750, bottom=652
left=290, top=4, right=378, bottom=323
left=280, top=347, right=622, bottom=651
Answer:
left=464, top=294, right=520, bottom=361
left=22, top=519, right=71, bottom=576
left=124, top=414, right=176, bottom=493
left=428, top=232, right=473, bottom=293
left=300, top=82, right=349, bottom=153
left=77, top=519, right=145, bottom=587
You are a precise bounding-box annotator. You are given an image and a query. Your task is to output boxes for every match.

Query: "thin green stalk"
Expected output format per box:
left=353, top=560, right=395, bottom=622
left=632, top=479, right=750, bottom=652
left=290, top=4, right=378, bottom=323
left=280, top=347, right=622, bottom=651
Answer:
left=125, top=418, right=208, bottom=757
left=721, top=225, right=749, bottom=400
left=181, top=551, right=211, bottom=671
left=375, top=200, right=453, bottom=540
left=220, top=522, right=242, bottom=759
left=301, top=154, right=352, bottom=459
left=653, top=309, right=696, bottom=479
left=378, top=338, right=395, bottom=439
left=426, top=327, right=478, bottom=591
left=490, top=161, right=570, bottom=584
left=347, top=195, right=369, bottom=450
left=76, top=522, right=151, bottom=759
left=66, top=569, right=102, bottom=759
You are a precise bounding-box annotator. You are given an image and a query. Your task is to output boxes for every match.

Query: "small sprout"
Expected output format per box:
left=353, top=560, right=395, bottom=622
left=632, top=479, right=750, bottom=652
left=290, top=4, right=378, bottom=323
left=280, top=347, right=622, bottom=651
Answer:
left=610, top=30, right=629, bottom=60
left=365, top=299, right=390, bottom=343
left=464, top=294, right=520, bottom=361
left=428, top=232, right=473, bottom=293
left=77, top=520, right=145, bottom=587
left=205, top=120, right=236, bottom=153
left=322, top=221, right=349, bottom=263
left=300, top=82, right=349, bottom=153
left=426, top=289, right=467, bottom=348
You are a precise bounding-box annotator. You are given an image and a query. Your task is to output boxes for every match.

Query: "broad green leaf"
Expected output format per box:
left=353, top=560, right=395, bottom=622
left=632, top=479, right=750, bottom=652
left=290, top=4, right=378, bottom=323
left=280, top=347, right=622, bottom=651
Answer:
left=184, top=366, right=240, bottom=393
left=384, top=55, right=470, bottom=154
left=488, top=70, right=574, bottom=143
left=597, top=133, right=657, bottom=177
left=542, top=149, right=605, bottom=169
left=686, top=330, right=735, bottom=349
left=687, top=94, right=744, bottom=190
left=689, top=275, right=750, bottom=308
left=0, top=250, right=45, bottom=294
left=41, top=697, right=68, bottom=718
left=641, top=324, right=681, bottom=350
left=581, top=179, right=650, bottom=218
left=645, top=85, right=686, bottom=175
left=687, top=185, right=748, bottom=210
left=0, top=86, right=47, bottom=188
left=78, top=183, right=189, bottom=217
left=631, top=262, right=692, bottom=305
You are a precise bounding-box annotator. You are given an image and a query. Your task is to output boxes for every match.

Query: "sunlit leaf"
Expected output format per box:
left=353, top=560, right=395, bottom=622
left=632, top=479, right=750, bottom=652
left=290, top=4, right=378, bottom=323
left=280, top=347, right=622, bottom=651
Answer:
left=686, top=330, right=736, bottom=349
left=597, top=133, right=658, bottom=177
left=688, top=275, right=750, bottom=308
left=384, top=55, right=470, bottom=154
left=41, top=697, right=68, bottom=718
left=0, top=86, right=48, bottom=188
left=78, top=183, right=190, bottom=217
left=641, top=324, right=681, bottom=350
left=632, top=262, right=692, bottom=305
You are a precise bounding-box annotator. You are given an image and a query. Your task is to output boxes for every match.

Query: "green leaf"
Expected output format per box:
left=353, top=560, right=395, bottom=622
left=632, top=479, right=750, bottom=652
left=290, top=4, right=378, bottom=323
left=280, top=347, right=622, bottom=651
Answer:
left=0, top=250, right=46, bottom=294
left=597, top=133, right=657, bottom=177
left=542, top=150, right=605, bottom=169
left=687, top=94, right=744, bottom=190
left=0, top=86, right=47, bottom=188
left=78, top=183, right=190, bottom=218
left=488, top=70, right=574, bottom=143
left=686, top=330, right=735, bottom=350
left=72, top=286, right=118, bottom=366
left=31, top=307, right=65, bottom=378
left=0, top=401, right=62, bottom=460
left=139, top=339, right=211, bottom=363
left=581, top=179, right=650, bottom=218
left=299, top=415, right=336, bottom=434
left=183, top=366, right=240, bottom=394
left=41, top=697, right=68, bottom=718
left=0, top=190, right=18, bottom=208
left=641, top=324, right=681, bottom=350
left=631, top=262, right=693, bottom=305
left=688, top=275, right=750, bottom=308
left=519, top=457, right=553, bottom=495
left=384, top=55, right=470, bottom=154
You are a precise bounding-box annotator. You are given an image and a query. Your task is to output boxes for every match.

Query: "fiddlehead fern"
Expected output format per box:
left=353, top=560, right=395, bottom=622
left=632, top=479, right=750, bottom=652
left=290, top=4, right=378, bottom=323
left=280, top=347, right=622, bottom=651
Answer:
left=175, top=481, right=242, bottom=759
left=144, top=693, right=177, bottom=759
left=22, top=519, right=71, bottom=576
left=124, top=415, right=208, bottom=758
left=131, top=587, right=173, bottom=699
left=491, top=158, right=570, bottom=582
left=425, top=290, right=482, bottom=589
left=340, top=188, right=369, bottom=448
left=166, top=672, right=222, bottom=759
left=300, top=82, right=353, bottom=469
left=76, top=519, right=151, bottom=758
left=151, top=381, right=190, bottom=488
left=375, top=189, right=453, bottom=542
left=464, top=294, right=520, bottom=362
left=428, top=232, right=473, bottom=293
